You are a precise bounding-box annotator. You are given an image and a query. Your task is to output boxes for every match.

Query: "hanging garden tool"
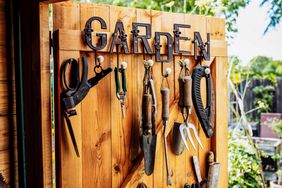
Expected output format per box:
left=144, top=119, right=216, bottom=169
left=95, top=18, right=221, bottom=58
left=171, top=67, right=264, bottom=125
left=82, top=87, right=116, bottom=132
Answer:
left=61, top=57, right=111, bottom=157
left=161, top=64, right=172, bottom=185
left=111, top=25, right=128, bottom=119
left=177, top=57, right=203, bottom=151
left=140, top=53, right=157, bottom=176
left=192, top=33, right=214, bottom=138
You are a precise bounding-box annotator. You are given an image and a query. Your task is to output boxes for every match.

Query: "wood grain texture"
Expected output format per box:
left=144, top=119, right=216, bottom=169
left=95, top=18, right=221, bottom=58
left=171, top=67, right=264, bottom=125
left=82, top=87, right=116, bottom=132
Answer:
left=212, top=56, right=228, bottom=188
left=0, top=11, right=6, bottom=46
left=0, top=81, right=16, bottom=115
left=0, top=116, right=17, bottom=151
left=53, top=2, right=228, bottom=188
left=39, top=3, right=53, bottom=188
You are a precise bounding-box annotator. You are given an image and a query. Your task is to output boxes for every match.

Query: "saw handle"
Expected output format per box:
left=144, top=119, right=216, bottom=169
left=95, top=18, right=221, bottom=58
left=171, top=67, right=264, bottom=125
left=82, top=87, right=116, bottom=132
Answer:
left=161, top=88, right=170, bottom=121
left=192, top=66, right=213, bottom=138
left=142, top=94, right=152, bottom=131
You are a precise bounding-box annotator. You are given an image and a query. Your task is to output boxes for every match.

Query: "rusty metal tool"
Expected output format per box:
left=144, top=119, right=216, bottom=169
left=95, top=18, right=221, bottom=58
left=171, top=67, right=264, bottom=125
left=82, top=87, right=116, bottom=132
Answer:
left=177, top=58, right=203, bottom=151
left=206, top=152, right=221, bottom=188
left=172, top=122, right=185, bottom=155
left=161, top=66, right=172, bottom=185
left=140, top=58, right=157, bottom=175
left=192, top=156, right=207, bottom=188
left=61, top=57, right=111, bottom=157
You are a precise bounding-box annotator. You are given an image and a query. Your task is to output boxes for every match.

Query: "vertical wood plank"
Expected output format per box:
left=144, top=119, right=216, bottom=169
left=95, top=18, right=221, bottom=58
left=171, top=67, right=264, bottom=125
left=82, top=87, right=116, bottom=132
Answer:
left=53, top=2, right=80, bottom=31
left=109, top=6, right=136, bottom=188
left=54, top=50, right=83, bottom=188
left=39, top=3, right=53, bottom=187
left=212, top=56, right=228, bottom=188
left=80, top=53, right=112, bottom=187
left=206, top=17, right=225, bottom=41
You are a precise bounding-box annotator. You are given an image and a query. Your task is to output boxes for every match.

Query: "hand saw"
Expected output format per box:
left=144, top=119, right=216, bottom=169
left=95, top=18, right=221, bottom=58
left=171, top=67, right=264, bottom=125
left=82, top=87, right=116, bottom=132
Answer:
left=192, top=65, right=214, bottom=138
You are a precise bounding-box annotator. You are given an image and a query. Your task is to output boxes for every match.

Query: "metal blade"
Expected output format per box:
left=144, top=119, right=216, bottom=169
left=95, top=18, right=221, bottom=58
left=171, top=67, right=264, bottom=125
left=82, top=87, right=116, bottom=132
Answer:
left=88, top=67, right=112, bottom=87
left=141, top=134, right=157, bottom=175
left=184, top=125, right=196, bottom=151
left=179, top=123, right=190, bottom=151
left=188, top=123, right=204, bottom=149
left=207, top=163, right=221, bottom=188
left=65, top=115, right=80, bottom=157
left=192, top=156, right=203, bottom=183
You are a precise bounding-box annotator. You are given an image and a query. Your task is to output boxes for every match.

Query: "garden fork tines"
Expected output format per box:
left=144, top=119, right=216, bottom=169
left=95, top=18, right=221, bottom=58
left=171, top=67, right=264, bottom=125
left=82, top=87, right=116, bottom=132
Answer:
left=179, top=119, right=203, bottom=151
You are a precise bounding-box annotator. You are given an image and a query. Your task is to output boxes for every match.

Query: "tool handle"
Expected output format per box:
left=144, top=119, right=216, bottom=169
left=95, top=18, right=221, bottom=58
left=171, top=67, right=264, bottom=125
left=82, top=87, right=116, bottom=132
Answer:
left=71, top=57, right=91, bottom=106
left=114, top=67, right=120, bottom=94
left=161, top=88, right=170, bottom=121
left=178, top=77, right=184, bottom=107
left=192, top=66, right=213, bottom=138
left=121, top=69, right=127, bottom=92
left=183, top=76, right=192, bottom=109
left=142, top=94, right=152, bottom=130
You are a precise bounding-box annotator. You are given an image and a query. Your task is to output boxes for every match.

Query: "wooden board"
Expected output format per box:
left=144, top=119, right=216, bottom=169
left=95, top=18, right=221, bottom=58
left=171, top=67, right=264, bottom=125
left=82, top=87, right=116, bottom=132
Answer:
left=53, top=2, right=228, bottom=188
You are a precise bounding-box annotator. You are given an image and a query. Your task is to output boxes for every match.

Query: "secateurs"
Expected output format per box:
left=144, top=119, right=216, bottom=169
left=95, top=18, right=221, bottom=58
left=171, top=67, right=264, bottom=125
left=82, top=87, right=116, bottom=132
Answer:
left=113, top=30, right=128, bottom=118
left=161, top=65, right=172, bottom=185
left=140, top=57, right=157, bottom=176
left=61, top=57, right=112, bottom=157
left=178, top=57, right=203, bottom=151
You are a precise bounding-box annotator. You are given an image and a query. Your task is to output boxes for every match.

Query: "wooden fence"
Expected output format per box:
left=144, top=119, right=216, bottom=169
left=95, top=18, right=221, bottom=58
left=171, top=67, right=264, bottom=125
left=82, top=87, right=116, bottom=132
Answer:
left=53, top=2, right=228, bottom=188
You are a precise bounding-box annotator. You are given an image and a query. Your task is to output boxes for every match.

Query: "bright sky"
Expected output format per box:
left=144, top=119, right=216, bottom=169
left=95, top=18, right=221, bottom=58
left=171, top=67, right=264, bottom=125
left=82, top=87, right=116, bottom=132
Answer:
left=228, top=1, right=282, bottom=65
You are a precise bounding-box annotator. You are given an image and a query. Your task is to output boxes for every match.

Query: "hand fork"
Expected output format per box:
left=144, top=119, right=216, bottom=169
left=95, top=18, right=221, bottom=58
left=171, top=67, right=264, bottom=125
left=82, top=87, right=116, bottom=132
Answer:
left=179, top=122, right=203, bottom=151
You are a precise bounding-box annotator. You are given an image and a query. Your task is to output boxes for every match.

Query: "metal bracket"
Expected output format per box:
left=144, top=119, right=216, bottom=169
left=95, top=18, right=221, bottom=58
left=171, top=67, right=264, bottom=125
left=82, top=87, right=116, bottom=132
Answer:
left=110, top=21, right=130, bottom=54
left=154, top=32, right=173, bottom=62
left=193, top=32, right=210, bottom=61
left=84, top=16, right=107, bottom=51
left=173, top=24, right=191, bottom=54
left=131, top=22, right=152, bottom=54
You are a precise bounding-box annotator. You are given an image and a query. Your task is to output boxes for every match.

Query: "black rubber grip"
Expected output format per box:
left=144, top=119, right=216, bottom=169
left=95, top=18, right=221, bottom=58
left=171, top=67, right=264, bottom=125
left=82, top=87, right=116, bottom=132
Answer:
left=192, top=66, right=213, bottom=138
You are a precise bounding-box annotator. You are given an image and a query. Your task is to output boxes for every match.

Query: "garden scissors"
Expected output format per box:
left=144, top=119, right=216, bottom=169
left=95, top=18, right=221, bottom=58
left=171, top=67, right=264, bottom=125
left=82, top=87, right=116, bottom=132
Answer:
left=61, top=57, right=111, bottom=157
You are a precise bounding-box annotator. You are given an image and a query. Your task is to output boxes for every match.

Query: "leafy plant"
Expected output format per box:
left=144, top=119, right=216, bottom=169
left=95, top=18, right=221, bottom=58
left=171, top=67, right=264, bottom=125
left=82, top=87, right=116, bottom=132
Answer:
left=228, top=57, right=266, bottom=187
left=272, top=119, right=282, bottom=137
left=252, top=85, right=275, bottom=113
left=228, top=131, right=264, bottom=188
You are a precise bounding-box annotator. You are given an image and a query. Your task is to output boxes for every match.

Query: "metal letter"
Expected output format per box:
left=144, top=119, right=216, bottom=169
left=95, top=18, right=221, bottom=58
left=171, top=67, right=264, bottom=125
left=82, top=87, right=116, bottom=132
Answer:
left=193, top=32, right=210, bottom=61
left=131, top=22, right=152, bottom=54
left=173, top=24, right=191, bottom=54
left=154, top=32, right=173, bottom=62
left=110, top=21, right=130, bottom=54
left=84, top=16, right=107, bottom=51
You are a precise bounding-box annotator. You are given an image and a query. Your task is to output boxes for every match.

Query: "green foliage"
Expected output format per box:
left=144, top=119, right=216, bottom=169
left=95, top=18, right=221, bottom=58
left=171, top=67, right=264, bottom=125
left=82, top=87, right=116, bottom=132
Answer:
left=261, top=0, right=282, bottom=33
left=252, top=85, right=275, bottom=113
left=272, top=119, right=282, bottom=137
left=228, top=131, right=265, bottom=187
left=230, top=56, right=282, bottom=84
left=89, top=0, right=250, bottom=36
